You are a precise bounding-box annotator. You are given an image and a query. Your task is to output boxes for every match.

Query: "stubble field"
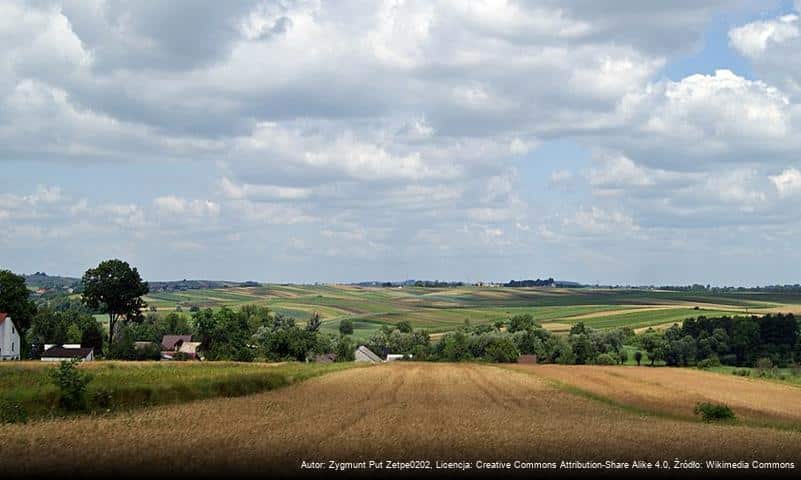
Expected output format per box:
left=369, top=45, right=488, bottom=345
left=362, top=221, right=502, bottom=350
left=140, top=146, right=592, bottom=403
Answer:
left=2, top=363, right=800, bottom=477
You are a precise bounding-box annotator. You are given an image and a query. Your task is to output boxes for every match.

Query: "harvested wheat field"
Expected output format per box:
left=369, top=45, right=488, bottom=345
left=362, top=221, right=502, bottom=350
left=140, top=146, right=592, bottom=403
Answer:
left=2, top=363, right=801, bottom=477
left=510, top=364, right=801, bottom=429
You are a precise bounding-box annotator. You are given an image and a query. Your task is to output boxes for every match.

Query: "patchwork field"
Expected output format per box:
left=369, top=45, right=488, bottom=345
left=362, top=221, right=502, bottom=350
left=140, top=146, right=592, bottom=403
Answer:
left=140, top=285, right=801, bottom=339
left=2, top=363, right=800, bottom=476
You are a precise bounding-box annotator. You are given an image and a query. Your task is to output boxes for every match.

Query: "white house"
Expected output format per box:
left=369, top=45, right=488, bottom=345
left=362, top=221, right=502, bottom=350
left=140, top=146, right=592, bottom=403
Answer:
left=41, top=344, right=94, bottom=362
left=354, top=345, right=383, bottom=363
left=0, top=312, right=21, bottom=360
left=385, top=354, right=411, bottom=362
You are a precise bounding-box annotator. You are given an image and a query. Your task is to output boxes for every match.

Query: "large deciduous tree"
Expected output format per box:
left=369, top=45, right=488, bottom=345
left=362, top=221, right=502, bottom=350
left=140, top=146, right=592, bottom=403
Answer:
left=81, top=259, right=149, bottom=347
left=0, top=269, right=37, bottom=356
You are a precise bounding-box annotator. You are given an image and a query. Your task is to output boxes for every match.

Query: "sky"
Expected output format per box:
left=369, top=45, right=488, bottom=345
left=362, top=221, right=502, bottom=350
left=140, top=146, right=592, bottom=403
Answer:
left=3, top=1, right=801, bottom=286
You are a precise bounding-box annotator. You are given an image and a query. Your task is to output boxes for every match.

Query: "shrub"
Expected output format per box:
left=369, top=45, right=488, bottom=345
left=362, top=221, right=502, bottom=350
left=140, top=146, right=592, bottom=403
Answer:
left=618, top=350, right=629, bottom=365
left=756, top=357, right=774, bottom=371
left=0, top=398, right=28, bottom=424
left=694, top=402, right=736, bottom=422
left=49, top=359, right=92, bottom=412
left=697, top=356, right=721, bottom=369
left=595, top=353, right=617, bottom=365
left=634, top=351, right=643, bottom=366
left=91, top=388, right=114, bottom=411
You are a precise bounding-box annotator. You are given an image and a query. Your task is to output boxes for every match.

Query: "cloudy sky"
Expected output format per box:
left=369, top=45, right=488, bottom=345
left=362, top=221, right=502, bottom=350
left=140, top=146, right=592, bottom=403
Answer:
left=3, top=1, right=801, bottom=285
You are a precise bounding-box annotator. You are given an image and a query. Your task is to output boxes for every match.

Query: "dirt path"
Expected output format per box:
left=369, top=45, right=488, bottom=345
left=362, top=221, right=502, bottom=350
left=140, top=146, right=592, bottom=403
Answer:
left=2, top=363, right=801, bottom=476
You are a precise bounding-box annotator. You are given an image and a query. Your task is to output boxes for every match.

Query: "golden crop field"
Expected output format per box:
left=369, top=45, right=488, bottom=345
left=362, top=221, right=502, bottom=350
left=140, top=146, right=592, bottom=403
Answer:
left=2, top=363, right=801, bottom=476
left=509, top=365, right=801, bottom=429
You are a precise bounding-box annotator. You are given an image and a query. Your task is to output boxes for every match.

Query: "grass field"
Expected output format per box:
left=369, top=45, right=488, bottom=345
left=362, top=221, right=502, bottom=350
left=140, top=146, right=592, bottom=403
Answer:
left=136, top=285, right=801, bottom=340
left=0, top=361, right=359, bottom=420
left=2, top=363, right=800, bottom=476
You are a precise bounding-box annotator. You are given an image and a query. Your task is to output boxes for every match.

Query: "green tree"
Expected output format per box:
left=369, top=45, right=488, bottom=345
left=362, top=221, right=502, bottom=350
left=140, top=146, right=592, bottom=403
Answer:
left=66, top=323, right=82, bottom=344
left=306, top=312, right=322, bottom=332
left=508, top=313, right=536, bottom=333
left=339, top=318, right=354, bottom=335
left=335, top=335, right=355, bottom=362
left=641, top=329, right=665, bottom=367
left=0, top=270, right=37, bottom=355
left=195, top=308, right=255, bottom=361
left=81, top=260, right=149, bottom=347
left=483, top=336, right=519, bottom=363
left=397, top=320, right=413, bottom=333
left=634, top=351, right=643, bottom=366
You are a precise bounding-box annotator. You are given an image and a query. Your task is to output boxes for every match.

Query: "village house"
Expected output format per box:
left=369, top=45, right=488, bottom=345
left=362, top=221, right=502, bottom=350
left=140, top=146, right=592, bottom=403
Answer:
left=160, top=334, right=201, bottom=360
left=41, top=344, right=94, bottom=362
left=0, top=313, right=21, bottom=360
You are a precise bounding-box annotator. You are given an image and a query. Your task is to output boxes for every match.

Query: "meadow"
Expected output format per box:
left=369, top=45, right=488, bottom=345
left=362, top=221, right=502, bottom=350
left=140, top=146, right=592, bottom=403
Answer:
left=141, top=284, right=801, bottom=339
left=2, top=363, right=800, bottom=476
left=0, top=361, right=359, bottom=420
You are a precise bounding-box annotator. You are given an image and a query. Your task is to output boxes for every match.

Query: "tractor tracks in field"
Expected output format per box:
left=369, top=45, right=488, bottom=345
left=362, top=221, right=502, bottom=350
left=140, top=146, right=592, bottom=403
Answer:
left=462, top=364, right=528, bottom=410
left=305, top=365, right=411, bottom=450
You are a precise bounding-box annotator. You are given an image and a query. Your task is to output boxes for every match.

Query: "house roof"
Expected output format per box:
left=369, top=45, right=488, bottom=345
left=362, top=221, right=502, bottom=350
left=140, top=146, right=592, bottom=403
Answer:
left=356, top=345, right=382, bottom=363
left=161, top=335, right=193, bottom=351
left=42, top=346, right=93, bottom=359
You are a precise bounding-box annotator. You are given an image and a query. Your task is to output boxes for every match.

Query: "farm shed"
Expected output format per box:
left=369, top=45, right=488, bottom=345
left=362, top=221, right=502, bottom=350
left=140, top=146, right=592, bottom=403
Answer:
left=355, top=345, right=382, bottom=363
left=0, top=313, right=21, bottom=360
left=41, top=345, right=94, bottom=362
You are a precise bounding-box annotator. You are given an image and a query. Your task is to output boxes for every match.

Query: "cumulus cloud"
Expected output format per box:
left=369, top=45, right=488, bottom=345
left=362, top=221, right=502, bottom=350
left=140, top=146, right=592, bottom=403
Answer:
left=728, top=4, right=801, bottom=99
left=729, top=14, right=800, bottom=58
left=3, top=1, right=801, bottom=282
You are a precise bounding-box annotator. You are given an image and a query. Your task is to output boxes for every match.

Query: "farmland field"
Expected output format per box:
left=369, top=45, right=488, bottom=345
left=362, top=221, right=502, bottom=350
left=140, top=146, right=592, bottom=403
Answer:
left=2, top=363, right=800, bottom=477
left=139, top=284, right=801, bottom=339
left=0, top=361, right=359, bottom=420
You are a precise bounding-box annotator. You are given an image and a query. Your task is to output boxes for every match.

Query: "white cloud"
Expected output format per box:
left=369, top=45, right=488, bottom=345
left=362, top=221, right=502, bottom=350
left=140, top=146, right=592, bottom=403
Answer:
left=729, top=14, right=799, bottom=58
left=770, top=168, right=801, bottom=197
left=5, top=1, right=801, bottom=282
left=153, top=196, right=220, bottom=218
